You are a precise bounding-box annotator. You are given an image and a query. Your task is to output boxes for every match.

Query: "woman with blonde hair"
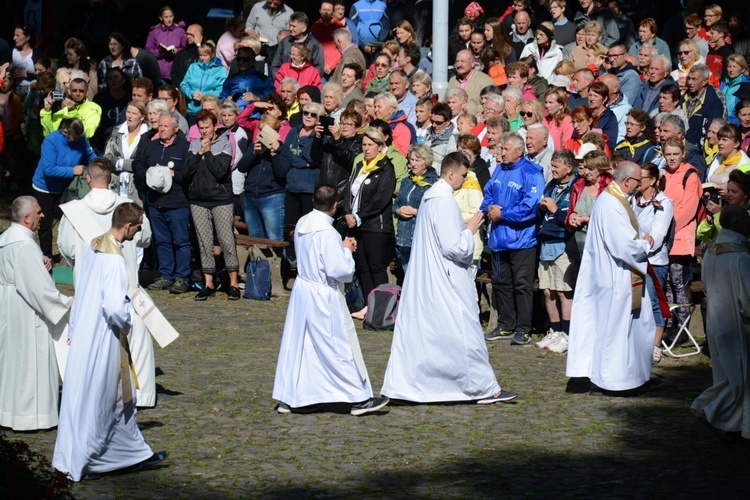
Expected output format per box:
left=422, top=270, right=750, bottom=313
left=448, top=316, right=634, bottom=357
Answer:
left=721, top=54, right=750, bottom=123
left=104, top=100, right=149, bottom=203
left=671, top=39, right=702, bottom=91
left=542, top=87, right=573, bottom=150
left=180, top=40, right=226, bottom=121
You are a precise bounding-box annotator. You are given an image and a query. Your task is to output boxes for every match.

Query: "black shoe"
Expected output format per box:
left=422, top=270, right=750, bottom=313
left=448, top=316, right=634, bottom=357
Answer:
left=484, top=328, right=514, bottom=341
left=351, top=396, right=390, bottom=416
left=147, top=277, right=173, bottom=291
left=194, top=287, right=215, bottom=301
left=227, top=286, right=241, bottom=300
left=169, top=278, right=189, bottom=294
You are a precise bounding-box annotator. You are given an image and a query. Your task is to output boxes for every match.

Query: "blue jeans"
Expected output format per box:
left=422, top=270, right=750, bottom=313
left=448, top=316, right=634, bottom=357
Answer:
left=244, top=192, right=285, bottom=241
left=396, top=245, right=411, bottom=273
left=646, top=264, right=669, bottom=327
left=149, top=205, right=191, bottom=281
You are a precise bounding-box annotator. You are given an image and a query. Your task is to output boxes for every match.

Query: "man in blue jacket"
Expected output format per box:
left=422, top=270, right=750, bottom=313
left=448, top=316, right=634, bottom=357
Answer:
left=220, top=47, right=275, bottom=111
left=632, top=55, right=675, bottom=115
left=681, top=64, right=726, bottom=147
left=481, top=132, right=545, bottom=346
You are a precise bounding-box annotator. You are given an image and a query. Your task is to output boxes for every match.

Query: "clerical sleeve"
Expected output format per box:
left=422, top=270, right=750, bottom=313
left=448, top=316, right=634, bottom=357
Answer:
left=433, top=197, right=474, bottom=268
left=100, top=256, right=134, bottom=333
left=318, top=231, right=356, bottom=283
left=57, top=215, right=77, bottom=270
left=14, top=243, right=72, bottom=326
left=599, top=199, right=650, bottom=273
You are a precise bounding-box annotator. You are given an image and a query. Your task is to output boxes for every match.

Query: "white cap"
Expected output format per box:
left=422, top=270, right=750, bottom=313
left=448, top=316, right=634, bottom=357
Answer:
left=575, top=142, right=599, bottom=160
left=548, top=75, right=571, bottom=89
left=146, top=166, right=173, bottom=194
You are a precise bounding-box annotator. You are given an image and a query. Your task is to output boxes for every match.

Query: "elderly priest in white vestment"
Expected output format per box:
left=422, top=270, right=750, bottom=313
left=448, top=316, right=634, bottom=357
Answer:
left=381, top=152, right=518, bottom=404
left=54, top=203, right=167, bottom=481
left=691, top=206, right=750, bottom=439
left=0, top=196, right=72, bottom=431
left=57, top=157, right=156, bottom=407
left=273, top=185, right=390, bottom=416
left=566, top=162, right=657, bottom=393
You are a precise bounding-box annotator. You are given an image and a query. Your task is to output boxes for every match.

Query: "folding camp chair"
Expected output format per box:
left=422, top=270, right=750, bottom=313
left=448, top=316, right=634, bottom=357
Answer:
left=661, top=303, right=701, bottom=358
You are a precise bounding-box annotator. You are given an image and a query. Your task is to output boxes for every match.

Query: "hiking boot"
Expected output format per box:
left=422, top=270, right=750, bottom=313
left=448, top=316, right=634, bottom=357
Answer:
left=477, top=390, right=519, bottom=404
left=351, top=397, right=390, bottom=416
left=169, top=278, right=190, bottom=294
left=546, top=332, right=569, bottom=353
left=484, top=328, right=514, bottom=341
left=535, top=329, right=558, bottom=349
left=147, top=277, right=173, bottom=291
left=510, top=331, right=532, bottom=345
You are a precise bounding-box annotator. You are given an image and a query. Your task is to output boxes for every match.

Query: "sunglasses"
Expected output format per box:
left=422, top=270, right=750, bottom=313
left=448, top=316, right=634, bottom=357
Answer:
left=520, top=111, right=535, bottom=118
left=431, top=119, right=446, bottom=125
left=375, top=63, right=389, bottom=68
left=303, top=111, right=319, bottom=118
left=236, top=57, right=253, bottom=62
left=678, top=51, right=691, bottom=56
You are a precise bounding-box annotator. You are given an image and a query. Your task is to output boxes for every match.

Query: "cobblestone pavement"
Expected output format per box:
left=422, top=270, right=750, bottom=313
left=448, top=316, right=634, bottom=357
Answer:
left=1, top=203, right=747, bottom=498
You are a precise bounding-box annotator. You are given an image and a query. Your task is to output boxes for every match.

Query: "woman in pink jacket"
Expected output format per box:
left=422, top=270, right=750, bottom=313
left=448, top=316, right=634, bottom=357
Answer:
left=542, top=87, right=573, bottom=150
left=274, top=43, right=322, bottom=93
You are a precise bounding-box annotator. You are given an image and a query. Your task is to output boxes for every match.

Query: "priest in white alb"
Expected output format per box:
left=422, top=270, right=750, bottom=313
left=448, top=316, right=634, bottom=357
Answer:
left=0, top=196, right=72, bottom=431
left=381, top=152, right=518, bottom=404
left=273, top=185, right=389, bottom=416
left=53, top=203, right=167, bottom=481
left=566, top=162, right=657, bottom=392
left=57, top=157, right=156, bottom=407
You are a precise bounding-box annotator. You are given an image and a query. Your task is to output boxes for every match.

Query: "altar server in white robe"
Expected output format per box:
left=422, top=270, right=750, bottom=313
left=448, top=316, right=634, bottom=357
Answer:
left=57, top=157, right=156, bottom=407
left=54, top=203, right=167, bottom=481
left=273, top=185, right=390, bottom=416
left=691, top=206, right=750, bottom=439
left=0, top=196, right=72, bottom=431
left=566, top=162, right=656, bottom=392
left=381, top=152, right=518, bottom=404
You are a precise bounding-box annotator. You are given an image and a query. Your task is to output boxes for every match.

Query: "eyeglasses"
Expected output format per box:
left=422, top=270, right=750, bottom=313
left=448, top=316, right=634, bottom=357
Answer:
left=520, top=111, right=535, bottom=118
left=341, top=122, right=356, bottom=127
left=607, top=52, right=625, bottom=58
left=626, top=176, right=643, bottom=183
left=483, top=107, right=501, bottom=113
left=303, top=111, right=318, bottom=118
left=236, top=57, right=253, bottom=62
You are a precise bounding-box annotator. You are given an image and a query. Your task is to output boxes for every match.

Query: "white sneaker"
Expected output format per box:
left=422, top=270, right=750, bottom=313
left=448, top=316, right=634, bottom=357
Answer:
left=652, top=345, right=662, bottom=364
left=546, top=332, right=569, bottom=353
left=535, top=329, right=558, bottom=349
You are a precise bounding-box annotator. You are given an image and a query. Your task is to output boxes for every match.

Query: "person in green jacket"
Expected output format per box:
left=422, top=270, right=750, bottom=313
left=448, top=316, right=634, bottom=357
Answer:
left=40, top=78, right=102, bottom=139
left=697, top=169, right=750, bottom=242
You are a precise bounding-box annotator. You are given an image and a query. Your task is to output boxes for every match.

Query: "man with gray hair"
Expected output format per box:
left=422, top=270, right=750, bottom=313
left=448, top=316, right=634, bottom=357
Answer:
left=681, top=63, right=726, bottom=146
left=525, top=123, right=553, bottom=182
left=481, top=132, right=545, bottom=345
left=270, top=11, right=326, bottom=79
left=567, top=162, right=660, bottom=395
left=633, top=54, right=675, bottom=114
left=330, top=28, right=366, bottom=85
left=0, top=196, right=73, bottom=430
left=279, top=78, right=301, bottom=118
left=644, top=113, right=707, bottom=179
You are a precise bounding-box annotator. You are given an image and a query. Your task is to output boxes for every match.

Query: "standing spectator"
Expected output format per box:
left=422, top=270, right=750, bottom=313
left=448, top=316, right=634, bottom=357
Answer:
left=130, top=78, right=153, bottom=106
left=601, top=73, right=632, bottom=143
left=98, top=33, right=142, bottom=92
left=182, top=110, right=240, bottom=300
left=245, top=0, right=293, bottom=66
left=684, top=13, right=709, bottom=61
left=396, top=43, right=421, bottom=81
left=568, top=68, right=593, bottom=109
left=481, top=132, right=544, bottom=345
left=654, top=84, right=686, bottom=129
left=606, top=0, right=635, bottom=47
left=93, top=68, right=130, bottom=148
left=541, top=87, right=572, bottom=150
left=520, top=22, right=564, bottom=82
left=525, top=123, right=553, bottom=182
left=31, top=118, right=96, bottom=258
left=344, top=125, right=396, bottom=312
left=157, top=85, right=189, bottom=135
left=104, top=100, right=150, bottom=204
left=311, top=1, right=344, bottom=80
left=220, top=46, right=274, bottom=111
left=705, top=124, right=750, bottom=192
left=180, top=41, right=226, bottom=122
left=721, top=55, right=750, bottom=123
left=548, top=0, right=576, bottom=47
left=706, top=21, right=734, bottom=84
left=507, top=61, right=538, bottom=101
left=702, top=118, right=727, bottom=167
left=484, top=18, right=516, bottom=69
left=388, top=69, right=417, bottom=125
left=573, top=0, right=619, bottom=48
left=216, top=17, right=247, bottom=73
left=339, top=63, right=365, bottom=106
left=171, top=24, right=203, bottom=87
left=614, top=109, right=658, bottom=164
left=660, top=137, right=702, bottom=344
left=270, top=12, right=325, bottom=80
left=509, top=11, right=535, bottom=60
left=331, top=29, right=366, bottom=86
left=564, top=105, right=596, bottom=154
left=449, top=16, right=474, bottom=64
left=672, top=39, right=702, bottom=93
left=274, top=43, right=322, bottom=93
left=628, top=18, right=671, bottom=61
left=57, top=38, right=97, bottom=101
left=697, top=169, right=750, bottom=243
left=136, top=111, right=191, bottom=294
left=333, top=0, right=359, bottom=47
left=448, top=50, right=495, bottom=116
left=423, top=103, right=456, bottom=173
left=606, top=42, right=640, bottom=106
left=365, top=53, right=392, bottom=94
left=645, top=113, right=707, bottom=179
left=322, top=81, right=345, bottom=123
left=535, top=149, right=577, bottom=353
left=11, top=25, right=44, bottom=100
left=350, top=0, right=390, bottom=59
left=681, top=64, right=725, bottom=147
left=374, top=92, right=415, bottom=156
left=40, top=78, right=101, bottom=139
left=588, top=81, right=618, bottom=152
left=145, top=5, right=187, bottom=84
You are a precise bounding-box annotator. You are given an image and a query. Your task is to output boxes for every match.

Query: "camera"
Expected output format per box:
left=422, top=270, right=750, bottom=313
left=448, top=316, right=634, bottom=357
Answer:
left=51, top=91, right=65, bottom=102
left=702, top=184, right=721, bottom=207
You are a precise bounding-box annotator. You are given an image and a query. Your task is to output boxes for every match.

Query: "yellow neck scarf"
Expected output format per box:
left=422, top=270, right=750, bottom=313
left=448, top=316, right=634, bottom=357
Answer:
left=718, top=151, right=742, bottom=174
left=359, top=152, right=386, bottom=177
left=615, top=137, right=651, bottom=157
left=411, top=174, right=432, bottom=187
left=704, top=140, right=719, bottom=165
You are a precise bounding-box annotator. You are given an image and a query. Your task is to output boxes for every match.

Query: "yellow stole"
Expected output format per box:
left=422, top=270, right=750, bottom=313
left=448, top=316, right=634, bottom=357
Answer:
left=91, top=232, right=140, bottom=403
left=604, top=183, right=645, bottom=311
left=358, top=152, right=386, bottom=177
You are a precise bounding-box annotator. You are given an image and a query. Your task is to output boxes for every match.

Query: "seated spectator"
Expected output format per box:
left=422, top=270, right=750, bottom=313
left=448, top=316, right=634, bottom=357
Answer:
left=414, top=97, right=433, bottom=144
left=98, top=33, right=143, bottom=93
left=672, top=39, right=702, bottom=93
left=506, top=61, right=537, bottom=101
left=722, top=55, right=750, bottom=124
left=628, top=17, right=671, bottom=61
left=541, top=87, right=572, bottom=150
left=57, top=38, right=97, bottom=101
left=393, top=143, right=438, bottom=269
left=220, top=46, right=274, bottom=111
left=40, top=78, right=101, bottom=139
left=373, top=92, right=416, bottom=156
left=182, top=109, right=240, bottom=300
left=339, top=63, right=365, bottom=107
left=519, top=22, right=563, bottom=82
left=423, top=102, right=457, bottom=172
left=588, top=81, right=617, bottom=152
left=180, top=41, right=226, bottom=122
left=216, top=17, right=246, bottom=73
left=614, top=109, right=658, bottom=164
left=322, top=81, right=345, bottom=123
left=274, top=43, right=322, bottom=93
left=145, top=5, right=187, bottom=83
left=236, top=114, right=291, bottom=242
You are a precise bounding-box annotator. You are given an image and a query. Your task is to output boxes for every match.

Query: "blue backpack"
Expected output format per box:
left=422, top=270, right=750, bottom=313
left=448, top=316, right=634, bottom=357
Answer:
left=351, top=0, right=390, bottom=47
left=243, top=258, right=272, bottom=301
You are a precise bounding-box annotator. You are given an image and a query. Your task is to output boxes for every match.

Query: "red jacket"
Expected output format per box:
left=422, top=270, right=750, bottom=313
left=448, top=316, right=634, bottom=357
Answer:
left=274, top=61, right=322, bottom=93
left=564, top=173, right=612, bottom=233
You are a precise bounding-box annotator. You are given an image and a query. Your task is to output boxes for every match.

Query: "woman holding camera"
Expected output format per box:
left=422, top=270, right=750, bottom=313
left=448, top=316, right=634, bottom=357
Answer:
left=182, top=109, right=240, bottom=300
left=697, top=169, right=750, bottom=242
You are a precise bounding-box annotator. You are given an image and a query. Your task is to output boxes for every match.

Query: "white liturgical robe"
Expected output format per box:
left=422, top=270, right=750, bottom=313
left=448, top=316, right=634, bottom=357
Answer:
left=0, top=223, right=72, bottom=430
left=273, top=209, right=373, bottom=407
left=53, top=234, right=153, bottom=481
left=691, top=229, right=750, bottom=438
left=58, top=188, right=156, bottom=407
left=381, top=179, right=502, bottom=402
left=566, top=185, right=655, bottom=391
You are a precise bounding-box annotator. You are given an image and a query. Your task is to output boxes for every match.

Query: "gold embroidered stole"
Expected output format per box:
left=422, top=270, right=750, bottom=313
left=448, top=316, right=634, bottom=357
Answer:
left=604, top=183, right=645, bottom=311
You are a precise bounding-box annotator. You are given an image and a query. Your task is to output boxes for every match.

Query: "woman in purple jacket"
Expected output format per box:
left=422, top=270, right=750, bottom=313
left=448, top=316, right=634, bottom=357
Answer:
left=146, top=5, right=187, bottom=84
